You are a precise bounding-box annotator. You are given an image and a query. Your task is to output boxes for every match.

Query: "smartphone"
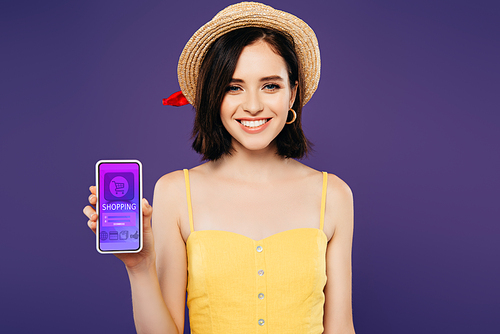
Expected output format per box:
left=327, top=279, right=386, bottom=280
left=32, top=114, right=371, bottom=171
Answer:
left=95, top=160, right=143, bottom=254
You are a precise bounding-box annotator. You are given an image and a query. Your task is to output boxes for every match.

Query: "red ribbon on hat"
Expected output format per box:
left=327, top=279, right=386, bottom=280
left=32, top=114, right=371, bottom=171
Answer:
left=162, top=91, right=190, bottom=106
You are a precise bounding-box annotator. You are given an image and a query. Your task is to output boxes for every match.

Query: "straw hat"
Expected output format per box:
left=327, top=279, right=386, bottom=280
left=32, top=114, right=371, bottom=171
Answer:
left=177, top=1, right=320, bottom=106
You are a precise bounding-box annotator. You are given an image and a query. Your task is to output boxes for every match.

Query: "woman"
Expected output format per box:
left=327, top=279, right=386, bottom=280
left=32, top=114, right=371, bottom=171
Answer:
left=84, top=2, right=355, bottom=333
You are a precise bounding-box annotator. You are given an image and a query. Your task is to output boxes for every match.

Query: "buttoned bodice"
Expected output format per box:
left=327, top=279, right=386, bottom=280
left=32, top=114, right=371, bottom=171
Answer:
left=183, top=169, right=328, bottom=333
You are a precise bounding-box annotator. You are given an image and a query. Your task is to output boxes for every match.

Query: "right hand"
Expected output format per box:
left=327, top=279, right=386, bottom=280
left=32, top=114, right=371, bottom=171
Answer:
left=84, top=186, right=156, bottom=272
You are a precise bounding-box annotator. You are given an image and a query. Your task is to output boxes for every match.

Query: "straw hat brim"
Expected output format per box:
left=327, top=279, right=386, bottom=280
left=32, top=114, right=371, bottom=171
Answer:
left=177, top=2, right=320, bottom=106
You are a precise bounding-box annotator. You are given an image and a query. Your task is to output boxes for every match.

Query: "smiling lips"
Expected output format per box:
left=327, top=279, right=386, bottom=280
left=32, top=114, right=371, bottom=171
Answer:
left=236, top=118, right=272, bottom=133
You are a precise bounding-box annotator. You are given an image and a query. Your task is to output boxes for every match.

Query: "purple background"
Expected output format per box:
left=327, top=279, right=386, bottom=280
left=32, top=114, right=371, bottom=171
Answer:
left=1, top=0, right=498, bottom=333
left=99, top=163, right=140, bottom=251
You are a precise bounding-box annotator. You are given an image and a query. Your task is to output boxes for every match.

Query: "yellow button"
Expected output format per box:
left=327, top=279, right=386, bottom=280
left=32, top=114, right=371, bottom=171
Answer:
left=258, top=319, right=265, bottom=326
left=258, top=270, right=264, bottom=276
left=258, top=293, right=265, bottom=300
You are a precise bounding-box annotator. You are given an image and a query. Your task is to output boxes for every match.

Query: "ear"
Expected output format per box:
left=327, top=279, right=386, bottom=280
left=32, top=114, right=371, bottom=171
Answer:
left=289, top=80, right=298, bottom=109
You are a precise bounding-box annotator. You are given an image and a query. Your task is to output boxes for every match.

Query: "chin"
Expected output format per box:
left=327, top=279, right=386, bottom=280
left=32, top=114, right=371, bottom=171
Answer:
left=234, top=138, right=276, bottom=153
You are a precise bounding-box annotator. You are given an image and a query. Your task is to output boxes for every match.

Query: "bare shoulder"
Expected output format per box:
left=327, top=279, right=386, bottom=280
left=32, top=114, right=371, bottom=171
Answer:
left=152, top=170, right=187, bottom=228
left=323, top=172, right=354, bottom=240
left=155, top=169, right=186, bottom=194
left=291, top=161, right=352, bottom=198
left=287, top=159, right=325, bottom=180
left=326, top=173, right=353, bottom=203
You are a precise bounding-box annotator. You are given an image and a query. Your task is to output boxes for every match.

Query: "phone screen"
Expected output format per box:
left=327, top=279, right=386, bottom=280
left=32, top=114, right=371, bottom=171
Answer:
left=96, top=160, right=142, bottom=253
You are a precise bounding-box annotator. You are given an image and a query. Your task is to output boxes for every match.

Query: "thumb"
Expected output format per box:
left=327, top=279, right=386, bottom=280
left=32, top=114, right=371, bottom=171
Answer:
left=142, top=198, right=153, bottom=221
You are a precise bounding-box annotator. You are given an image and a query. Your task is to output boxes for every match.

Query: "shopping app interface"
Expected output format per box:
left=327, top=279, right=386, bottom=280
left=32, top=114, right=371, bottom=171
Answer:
left=99, top=162, right=140, bottom=251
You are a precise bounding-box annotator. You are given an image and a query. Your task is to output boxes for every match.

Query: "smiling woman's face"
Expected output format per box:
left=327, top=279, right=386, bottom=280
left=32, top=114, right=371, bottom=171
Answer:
left=220, top=40, right=297, bottom=153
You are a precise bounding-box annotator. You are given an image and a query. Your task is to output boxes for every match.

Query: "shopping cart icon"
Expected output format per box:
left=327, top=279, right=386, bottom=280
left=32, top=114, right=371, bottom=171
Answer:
left=112, top=180, right=125, bottom=195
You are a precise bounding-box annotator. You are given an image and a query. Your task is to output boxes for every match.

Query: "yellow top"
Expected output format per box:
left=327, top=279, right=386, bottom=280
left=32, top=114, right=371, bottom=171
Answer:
left=184, top=169, right=328, bottom=333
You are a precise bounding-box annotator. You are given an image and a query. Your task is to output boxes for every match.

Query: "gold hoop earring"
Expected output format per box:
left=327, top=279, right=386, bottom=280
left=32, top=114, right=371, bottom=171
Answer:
left=286, top=109, right=297, bottom=124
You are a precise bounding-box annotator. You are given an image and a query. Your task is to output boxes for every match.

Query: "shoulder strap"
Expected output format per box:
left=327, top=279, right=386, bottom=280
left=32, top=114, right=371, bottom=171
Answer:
left=319, top=171, right=328, bottom=231
left=183, top=169, right=195, bottom=233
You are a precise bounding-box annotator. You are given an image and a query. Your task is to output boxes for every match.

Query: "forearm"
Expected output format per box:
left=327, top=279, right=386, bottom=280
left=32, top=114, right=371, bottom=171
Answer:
left=323, top=314, right=355, bottom=334
left=127, top=264, right=180, bottom=334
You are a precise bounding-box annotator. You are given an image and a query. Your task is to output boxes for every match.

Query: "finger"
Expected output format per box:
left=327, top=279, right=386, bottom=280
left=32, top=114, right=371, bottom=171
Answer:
left=142, top=198, right=153, bottom=229
left=142, top=198, right=152, bottom=216
left=87, top=219, right=96, bottom=234
left=89, top=185, right=96, bottom=194
left=88, top=193, right=97, bottom=205
left=83, top=205, right=97, bottom=220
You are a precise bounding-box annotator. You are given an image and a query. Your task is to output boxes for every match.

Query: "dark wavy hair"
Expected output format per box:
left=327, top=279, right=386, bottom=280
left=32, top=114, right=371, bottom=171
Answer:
left=192, top=27, right=311, bottom=161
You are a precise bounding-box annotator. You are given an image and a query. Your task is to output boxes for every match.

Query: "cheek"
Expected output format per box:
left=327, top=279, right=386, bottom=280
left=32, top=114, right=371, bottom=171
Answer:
left=270, top=95, right=291, bottom=115
left=220, top=96, right=237, bottom=117
left=219, top=101, right=229, bottom=121
left=219, top=99, right=237, bottom=131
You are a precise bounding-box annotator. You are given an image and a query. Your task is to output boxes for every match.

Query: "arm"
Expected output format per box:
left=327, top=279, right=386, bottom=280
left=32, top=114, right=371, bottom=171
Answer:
left=147, top=171, right=189, bottom=334
left=83, top=171, right=187, bottom=334
left=323, top=174, right=355, bottom=334
left=118, top=171, right=188, bottom=334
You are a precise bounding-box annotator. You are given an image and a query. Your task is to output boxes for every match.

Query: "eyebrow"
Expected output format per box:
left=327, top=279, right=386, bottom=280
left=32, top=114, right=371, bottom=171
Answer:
left=230, top=75, right=285, bottom=83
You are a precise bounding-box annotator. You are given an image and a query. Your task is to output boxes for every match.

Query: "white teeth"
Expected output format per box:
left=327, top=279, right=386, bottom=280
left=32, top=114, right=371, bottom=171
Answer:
left=240, top=119, right=268, bottom=128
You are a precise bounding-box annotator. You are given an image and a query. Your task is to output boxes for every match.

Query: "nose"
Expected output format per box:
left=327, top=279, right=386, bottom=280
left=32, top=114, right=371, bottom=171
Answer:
left=242, top=90, right=263, bottom=115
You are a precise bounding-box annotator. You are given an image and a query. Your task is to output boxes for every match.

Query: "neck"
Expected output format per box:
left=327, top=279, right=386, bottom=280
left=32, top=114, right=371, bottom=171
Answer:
left=208, top=140, right=293, bottom=183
